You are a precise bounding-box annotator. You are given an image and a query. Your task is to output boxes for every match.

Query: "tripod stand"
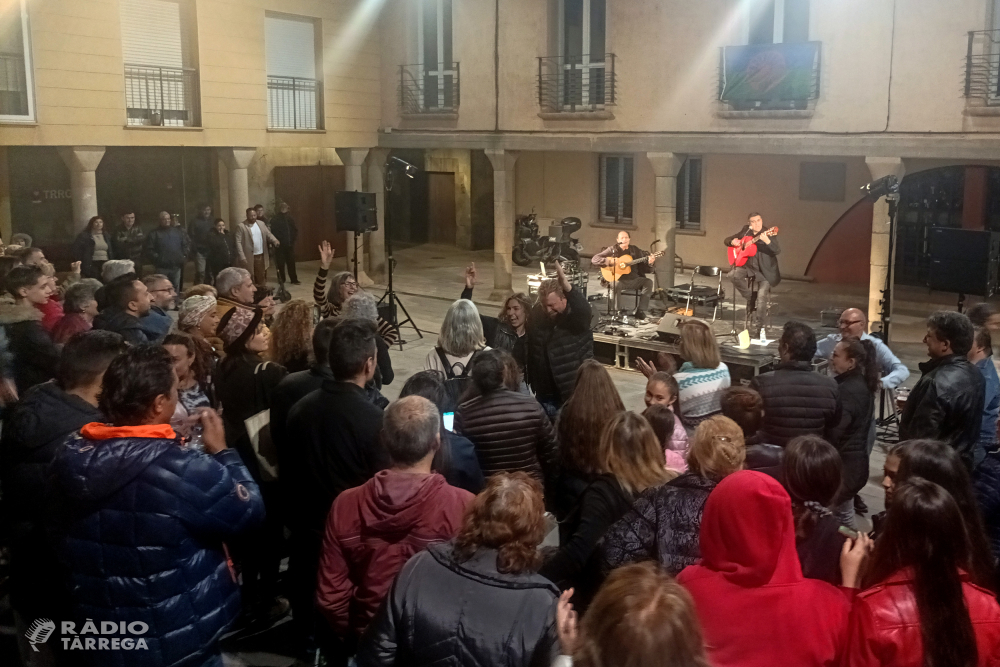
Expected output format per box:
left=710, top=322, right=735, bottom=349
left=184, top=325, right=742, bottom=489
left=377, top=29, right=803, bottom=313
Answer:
left=378, top=161, right=422, bottom=347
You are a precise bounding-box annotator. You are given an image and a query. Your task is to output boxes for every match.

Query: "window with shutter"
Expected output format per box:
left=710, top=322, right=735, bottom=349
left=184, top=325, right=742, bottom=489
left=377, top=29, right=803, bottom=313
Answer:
left=0, top=0, right=34, bottom=121
left=676, top=157, right=703, bottom=231
left=599, top=155, right=634, bottom=225
left=266, top=14, right=322, bottom=130
left=120, top=0, right=198, bottom=126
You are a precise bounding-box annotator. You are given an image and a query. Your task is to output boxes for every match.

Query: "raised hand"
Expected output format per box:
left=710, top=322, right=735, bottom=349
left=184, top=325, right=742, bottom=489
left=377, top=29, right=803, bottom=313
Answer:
left=319, top=240, right=335, bottom=269
left=465, top=262, right=477, bottom=289
left=70, top=261, right=82, bottom=274
left=199, top=408, right=227, bottom=455
left=556, top=589, right=578, bottom=656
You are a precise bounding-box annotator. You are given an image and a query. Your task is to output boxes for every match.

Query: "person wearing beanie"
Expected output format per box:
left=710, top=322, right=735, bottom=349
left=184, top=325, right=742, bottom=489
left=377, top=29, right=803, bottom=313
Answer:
left=214, top=306, right=289, bottom=626
left=178, top=294, right=223, bottom=362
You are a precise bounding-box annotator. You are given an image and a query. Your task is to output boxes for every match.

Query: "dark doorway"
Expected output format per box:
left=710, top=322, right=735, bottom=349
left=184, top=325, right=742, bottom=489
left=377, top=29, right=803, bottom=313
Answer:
left=386, top=149, right=427, bottom=246
left=470, top=149, right=494, bottom=250
left=96, top=147, right=215, bottom=232
left=7, top=147, right=73, bottom=250
left=273, top=165, right=346, bottom=262
left=427, top=172, right=456, bottom=245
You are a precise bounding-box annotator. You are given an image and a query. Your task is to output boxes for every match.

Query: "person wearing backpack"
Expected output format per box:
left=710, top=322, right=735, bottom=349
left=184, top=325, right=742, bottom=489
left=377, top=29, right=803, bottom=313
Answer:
left=455, top=349, right=558, bottom=489
left=424, top=299, right=491, bottom=410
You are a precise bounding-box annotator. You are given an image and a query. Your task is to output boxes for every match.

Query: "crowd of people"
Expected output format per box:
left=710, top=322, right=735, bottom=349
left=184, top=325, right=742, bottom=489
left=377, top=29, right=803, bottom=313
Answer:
left=4, top=229, right=1000, bottom=667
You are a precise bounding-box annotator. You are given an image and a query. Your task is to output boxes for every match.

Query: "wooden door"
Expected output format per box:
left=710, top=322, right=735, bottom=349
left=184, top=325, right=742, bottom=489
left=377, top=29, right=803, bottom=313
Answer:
left=427, top=171, right=456, bottom=245
left=274, top=165, right=346, bottom=261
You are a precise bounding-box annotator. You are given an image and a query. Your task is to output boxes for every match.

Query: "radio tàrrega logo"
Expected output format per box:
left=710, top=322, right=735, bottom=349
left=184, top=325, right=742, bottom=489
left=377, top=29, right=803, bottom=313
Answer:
left=24, top=618, right=56, bottom=651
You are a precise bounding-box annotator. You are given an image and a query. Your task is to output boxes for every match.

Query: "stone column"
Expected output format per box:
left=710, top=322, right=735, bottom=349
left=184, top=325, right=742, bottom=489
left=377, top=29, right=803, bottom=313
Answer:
left=221, top=148, right=256, bottom=230
left=865, top=157, right=906, bottom=337
left=485, top=148, right=518, bottom=300
left=645, top=152, right=685, bottom=289
left=336, top=147, right=373, bottom=286
left=365, top=148, right=390, bottom=282
left=57, top=146, right=106, bottom=232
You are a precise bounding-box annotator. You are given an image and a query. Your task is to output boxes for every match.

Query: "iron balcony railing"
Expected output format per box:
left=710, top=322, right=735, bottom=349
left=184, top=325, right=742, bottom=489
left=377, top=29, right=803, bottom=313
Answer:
left=0, top=52, right=29, bottom=116
left=124, top=64, right=200, bottom=127
left=966, top=30, right=1000, bottom=105
left=718, top=41, right=821, bottom=111
left=398, top=62, right=460, bottom=114
left=538, top=54, right=616, bottom=113
left=268, top=76, right=323, bottom=130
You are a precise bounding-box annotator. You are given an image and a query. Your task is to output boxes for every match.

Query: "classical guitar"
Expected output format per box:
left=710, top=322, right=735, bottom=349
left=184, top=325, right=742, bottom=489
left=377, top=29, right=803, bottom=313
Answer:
left=600, top=250, right=666, bottom=283
left=727, top=227, right=779, bottom=267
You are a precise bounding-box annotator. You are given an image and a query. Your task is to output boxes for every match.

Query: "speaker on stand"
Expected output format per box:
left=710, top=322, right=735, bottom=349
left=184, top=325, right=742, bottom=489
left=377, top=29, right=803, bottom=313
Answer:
left=927, top=228, right=1000, bottom=310
left=335, top=191, right=378, bottom=282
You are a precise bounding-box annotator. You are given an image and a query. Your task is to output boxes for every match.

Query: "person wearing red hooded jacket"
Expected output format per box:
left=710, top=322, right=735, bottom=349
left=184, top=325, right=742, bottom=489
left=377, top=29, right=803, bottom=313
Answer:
left=847, top=477, right=1000, bottom=666
left=677, top=470, right=862, bottom=667
left=315, top=396, right=473, bottom=651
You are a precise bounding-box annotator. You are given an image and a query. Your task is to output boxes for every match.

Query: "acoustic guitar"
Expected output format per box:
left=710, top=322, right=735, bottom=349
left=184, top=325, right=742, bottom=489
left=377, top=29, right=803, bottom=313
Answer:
left=600, top=250, right=665, bottom=283
left=727, top=227, right=779, bottom=267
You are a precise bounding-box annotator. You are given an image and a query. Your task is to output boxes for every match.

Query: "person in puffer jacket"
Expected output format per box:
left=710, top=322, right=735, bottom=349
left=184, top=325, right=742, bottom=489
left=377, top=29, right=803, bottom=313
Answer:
left=47, top=345, right=265, bottom=667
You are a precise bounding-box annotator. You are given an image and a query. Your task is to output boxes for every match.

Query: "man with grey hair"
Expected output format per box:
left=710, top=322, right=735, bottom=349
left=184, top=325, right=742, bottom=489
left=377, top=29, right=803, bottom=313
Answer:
left=94, top=260, right=135, bottom=311
left=139, top=274, right=176, bottom=342
left=215, top=266, right=256, bottom=319
left=315, top=395, right=473, bottom=647
left=344, top=292, right=394, bottom=388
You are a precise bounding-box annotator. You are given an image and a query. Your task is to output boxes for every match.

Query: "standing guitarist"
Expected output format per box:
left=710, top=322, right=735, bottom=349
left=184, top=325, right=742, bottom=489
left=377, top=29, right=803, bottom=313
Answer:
left=724, top=212, right=781, bottom=333
left=591, top=230, right=656, bottom=319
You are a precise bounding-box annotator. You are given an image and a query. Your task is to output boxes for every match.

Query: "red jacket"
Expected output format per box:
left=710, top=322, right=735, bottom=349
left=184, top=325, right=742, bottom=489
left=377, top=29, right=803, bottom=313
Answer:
left=846, top=569, right=1000, bottom=666
left=36, top=296, right=64, bottom=333
left=677, top=471, right=851, bottom=667
left=316, top=469, right=473, bottom=638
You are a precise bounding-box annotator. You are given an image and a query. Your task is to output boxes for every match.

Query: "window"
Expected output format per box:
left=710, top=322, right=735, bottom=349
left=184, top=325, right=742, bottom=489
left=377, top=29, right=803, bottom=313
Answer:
left=600, top=155, right=633, bottom=224
left=417, top=0, right=456, bottom=110
left=747, top=0, right=809, bottom=44
left=120, top=0, right=199, bottom=126
left=676, top=158, right=702, bottom=231
left=0, top=0, right=34, bottom=122
left=560, top=0, right=606, bottom=108
left=266, top=14, right=322, bottom=129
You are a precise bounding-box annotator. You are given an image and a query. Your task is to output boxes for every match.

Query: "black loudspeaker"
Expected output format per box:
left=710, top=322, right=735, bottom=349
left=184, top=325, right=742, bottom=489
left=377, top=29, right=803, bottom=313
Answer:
left=928, top=228, right=1000, bottom=297
left=335, top=191, right=378, bottom=232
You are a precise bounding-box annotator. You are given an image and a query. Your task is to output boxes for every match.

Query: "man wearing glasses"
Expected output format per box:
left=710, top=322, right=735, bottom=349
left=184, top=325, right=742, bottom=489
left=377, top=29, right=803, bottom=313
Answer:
left=815, top=308, right=909, bottom=391
left=140, top=274, right=177, bottom=342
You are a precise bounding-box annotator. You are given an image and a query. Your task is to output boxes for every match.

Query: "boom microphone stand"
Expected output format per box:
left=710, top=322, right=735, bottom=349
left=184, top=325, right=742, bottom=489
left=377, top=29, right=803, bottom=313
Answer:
left=378, top=158, right=423, bottom=347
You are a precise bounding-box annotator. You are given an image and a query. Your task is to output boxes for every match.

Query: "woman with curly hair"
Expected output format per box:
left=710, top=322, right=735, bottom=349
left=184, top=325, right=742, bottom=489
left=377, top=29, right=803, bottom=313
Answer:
left=357, top=472, right=560, bottom=667
left=163, top=332, right=214, bottom=435
left=313, top=240, right=398, bottom=344
left=268, top=298, right=314, bottom=373
left=461, top=262, right=531, bottom=372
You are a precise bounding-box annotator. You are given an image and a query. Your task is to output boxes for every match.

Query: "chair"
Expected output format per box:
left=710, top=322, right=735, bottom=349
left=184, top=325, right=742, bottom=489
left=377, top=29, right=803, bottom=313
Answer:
left=663, top=265, right=726, bottom=321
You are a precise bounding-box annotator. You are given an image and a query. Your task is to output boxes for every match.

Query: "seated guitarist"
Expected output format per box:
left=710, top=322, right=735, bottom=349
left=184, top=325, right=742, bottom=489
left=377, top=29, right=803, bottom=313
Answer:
left=724, top=212, right=781, bottom=333
left=591, top=230, right=655, bottom=319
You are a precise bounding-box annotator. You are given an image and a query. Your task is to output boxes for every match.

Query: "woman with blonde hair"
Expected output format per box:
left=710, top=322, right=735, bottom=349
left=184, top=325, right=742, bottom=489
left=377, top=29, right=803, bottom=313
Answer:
left=601, top=415, right=746, bottom=576
left=357, top=473, right=560, bottom=667
left=268, top=298, right=314, bottom=373
left=555, top=561, right=710, bottom=667
left=462, top=262, right=531, bottom=372
left=424, top=298, right=490, bottom=376
left=675, top=319, right=731, bottom=430
left=541, top=411, right=672, bottom=612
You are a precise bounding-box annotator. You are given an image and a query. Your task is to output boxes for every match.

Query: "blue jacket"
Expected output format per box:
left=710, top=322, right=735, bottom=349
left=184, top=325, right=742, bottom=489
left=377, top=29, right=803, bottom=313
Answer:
left=48, top=430, right=265, bottom=667
left=976, top=356, right=1000, bottom=463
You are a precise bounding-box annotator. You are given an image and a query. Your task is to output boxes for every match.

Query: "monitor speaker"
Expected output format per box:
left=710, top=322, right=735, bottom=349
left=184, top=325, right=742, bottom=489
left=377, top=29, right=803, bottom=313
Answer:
left=928, top=228, right=1000, bottom=297
left=335, top=191, right=378, bottom=233
left=656, top=313, right=689, bottom=344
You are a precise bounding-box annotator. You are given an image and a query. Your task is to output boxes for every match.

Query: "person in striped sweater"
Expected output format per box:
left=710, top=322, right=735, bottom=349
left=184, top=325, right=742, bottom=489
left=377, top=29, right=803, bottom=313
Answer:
left=312, top=240, right=398, bottom=345
left=674, top=319, right=731, bottom=433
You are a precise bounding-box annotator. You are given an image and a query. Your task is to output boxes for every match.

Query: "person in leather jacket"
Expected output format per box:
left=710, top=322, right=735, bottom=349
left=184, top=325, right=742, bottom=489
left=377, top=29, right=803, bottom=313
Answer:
left=899, top=311, right=985, bottom=471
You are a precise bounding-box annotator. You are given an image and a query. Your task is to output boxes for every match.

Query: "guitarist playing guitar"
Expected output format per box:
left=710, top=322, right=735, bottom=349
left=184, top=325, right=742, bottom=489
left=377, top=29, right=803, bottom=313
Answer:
left=591, top=230, right=658, bottom=320
left=724, top=212, right=781, bottom=333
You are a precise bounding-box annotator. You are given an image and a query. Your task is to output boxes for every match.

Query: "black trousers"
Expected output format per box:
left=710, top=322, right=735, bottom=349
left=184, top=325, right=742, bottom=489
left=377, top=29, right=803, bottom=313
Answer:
left=273, top=245, right=298, bottom=283
left=728, top=266, right=771, bottom=328
left=615, top=273, right=653, bottom=312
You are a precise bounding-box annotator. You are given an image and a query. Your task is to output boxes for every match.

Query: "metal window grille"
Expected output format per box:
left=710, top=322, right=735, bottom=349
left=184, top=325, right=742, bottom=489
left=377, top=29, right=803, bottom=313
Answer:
left=124, top=64, right=199, bottom=127
left=399, top=63, right=460, bottom=114
left=600, top=155, right=633, bottom=224
left=267, top=76, right=322, bottom=129
left=538, top=54, right=616, bottom=113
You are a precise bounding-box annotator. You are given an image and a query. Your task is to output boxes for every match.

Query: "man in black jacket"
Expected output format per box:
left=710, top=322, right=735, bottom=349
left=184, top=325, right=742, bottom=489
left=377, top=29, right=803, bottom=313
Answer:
left=284, top=318, right=389, bottom=650
left=189, top=203, right=214, bottom=284
left=0, top=331, right=125, bottom=648
left=93, top=273, right=155, bottom=345
left=750, top=321, right=842, bottom=447
left=900, top=311, right=985, bottom=471
left=526, top=262, right=593, bottom=416
left=590, top=230, right=657, bottom=319
left=269, top=202, right=299, bottom=285
left=144, top=210, right=191, bottom=290
left=724, top=212, right=781, bottom=334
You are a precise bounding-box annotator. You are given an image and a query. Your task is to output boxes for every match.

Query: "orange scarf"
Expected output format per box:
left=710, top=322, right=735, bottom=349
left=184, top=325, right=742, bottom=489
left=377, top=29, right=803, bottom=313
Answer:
left=80, top=422, right=177, bottom=441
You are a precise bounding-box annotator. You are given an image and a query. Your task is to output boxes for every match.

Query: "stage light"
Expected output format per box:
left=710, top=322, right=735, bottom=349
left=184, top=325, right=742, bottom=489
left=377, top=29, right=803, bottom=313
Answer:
left=860, top=174, right=900, bottom=202
left=389, top=156, right=418, bottom=178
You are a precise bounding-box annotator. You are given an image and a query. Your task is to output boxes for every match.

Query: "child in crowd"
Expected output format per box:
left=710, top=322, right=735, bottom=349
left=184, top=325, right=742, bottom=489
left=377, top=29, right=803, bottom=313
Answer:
left=644, top=371, right=689, bottom=459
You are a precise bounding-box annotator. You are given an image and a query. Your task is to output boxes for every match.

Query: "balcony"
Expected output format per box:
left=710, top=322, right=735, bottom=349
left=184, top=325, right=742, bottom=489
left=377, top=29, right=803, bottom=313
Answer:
left=268, top=76, right=323, bottom=130
left=124, top=64, right=200, bottom=127
left=398, top=63, right=460, bottom=117
left=537, top=54, right=616, bottom=118
left=965, top=30, right=1000, bottom=113
left=717, top=42, right=820, bottom=116
left=0, top=52, right=29, bottom=117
